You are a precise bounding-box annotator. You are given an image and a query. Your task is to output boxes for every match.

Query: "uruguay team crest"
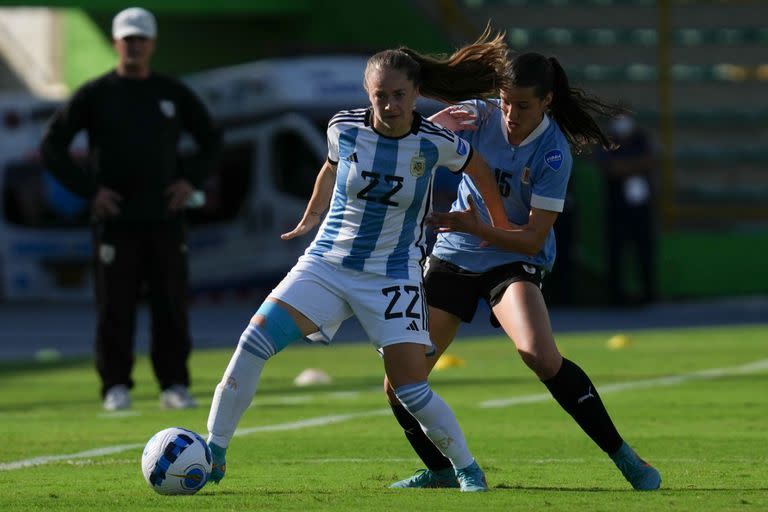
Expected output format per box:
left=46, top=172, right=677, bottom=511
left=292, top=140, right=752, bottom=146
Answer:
left=410, top=153, right=426, bottom=177
left=521, top=166, right=531, bottom=184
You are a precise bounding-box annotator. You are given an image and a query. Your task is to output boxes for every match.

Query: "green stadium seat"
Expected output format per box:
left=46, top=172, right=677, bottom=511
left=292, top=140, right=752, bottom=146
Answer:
left=636, top=109, right=768, bottom=125
left=675, top=148, right=768, bottom=163
left=563, top=64, right=766, bottom=82
left=543, top=28, right=574, bottom=45
left=630, top=29, right=657, bottom=46
left=670, top=64, right=707, bottom=81
left=464, top=0, right=768, bottom=218
left=506, top=27, right=764, bottom=48
left=465, top=0, right=655, bottom=6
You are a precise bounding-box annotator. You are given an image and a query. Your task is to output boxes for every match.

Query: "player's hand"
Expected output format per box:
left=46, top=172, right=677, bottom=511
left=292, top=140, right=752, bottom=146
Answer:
left=429, top=105, right=478, bottom=132
left=91, top=187, right=122, bottom=219
left=427, top=194, right=483, bottom=235
left=166, top=179, right=195, bottom=211
left=281, top=213, right=322, bottom=240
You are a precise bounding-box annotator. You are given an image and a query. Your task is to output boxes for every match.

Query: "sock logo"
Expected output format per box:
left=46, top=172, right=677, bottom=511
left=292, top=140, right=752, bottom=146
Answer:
left=577, top=386, right=595, bottom=404
left=433, top=436, right=455, bottom=450
left=224, top=376, right=238, bottom=390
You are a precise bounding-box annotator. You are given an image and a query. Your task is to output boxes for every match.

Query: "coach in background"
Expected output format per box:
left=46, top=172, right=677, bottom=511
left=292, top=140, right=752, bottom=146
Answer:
left=41, top=7, right=220, bottom=411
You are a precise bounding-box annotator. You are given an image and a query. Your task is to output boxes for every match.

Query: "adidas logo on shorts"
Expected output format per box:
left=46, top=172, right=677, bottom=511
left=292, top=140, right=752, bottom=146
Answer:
left=406, top=320, right=419, bottom=332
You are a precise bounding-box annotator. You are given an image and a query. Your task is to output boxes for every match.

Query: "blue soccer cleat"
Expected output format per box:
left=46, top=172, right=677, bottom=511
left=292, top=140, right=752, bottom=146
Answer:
left=455, top=460, right=488, bottom=492
left=390, top=468, right=459, bottom=489
left=610, top=442, right=661, bottom=490
left=208, top=442, right=227, bottom=484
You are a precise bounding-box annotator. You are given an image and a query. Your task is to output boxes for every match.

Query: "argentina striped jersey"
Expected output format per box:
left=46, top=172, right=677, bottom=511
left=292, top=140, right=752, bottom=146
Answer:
left=305, top=108, right=473, bottom=280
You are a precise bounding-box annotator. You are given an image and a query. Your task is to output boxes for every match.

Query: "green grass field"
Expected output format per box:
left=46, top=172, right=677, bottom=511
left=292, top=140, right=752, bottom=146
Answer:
left=1, top=324, right=767, bottom=511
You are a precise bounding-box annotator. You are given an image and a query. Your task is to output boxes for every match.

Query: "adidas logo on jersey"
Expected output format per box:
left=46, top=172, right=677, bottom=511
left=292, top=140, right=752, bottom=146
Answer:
left=406, top=320, right=419, bottom=332
left=346, top=152, right=358, bottom=162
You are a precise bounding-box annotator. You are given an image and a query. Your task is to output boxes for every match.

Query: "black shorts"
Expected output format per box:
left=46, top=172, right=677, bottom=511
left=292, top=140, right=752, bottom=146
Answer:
left=423, top=255, right=545, bottom=327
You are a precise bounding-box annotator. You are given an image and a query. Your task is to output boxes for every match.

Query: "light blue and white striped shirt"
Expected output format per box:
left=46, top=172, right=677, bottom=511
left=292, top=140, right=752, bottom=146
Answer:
left=306, top=108, right=472, bottom=280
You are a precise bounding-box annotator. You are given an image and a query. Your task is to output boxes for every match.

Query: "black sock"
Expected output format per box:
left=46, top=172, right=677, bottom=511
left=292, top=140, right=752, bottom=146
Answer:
left=390, top=403, right=452, bottom=471
left=542, top=358, right=624, bottom=454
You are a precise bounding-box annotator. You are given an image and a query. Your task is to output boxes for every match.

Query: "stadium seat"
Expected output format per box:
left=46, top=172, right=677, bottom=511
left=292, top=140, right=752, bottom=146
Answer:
left=457, top=0, right=768, bottom=221
left=563, top=64, right=766, bottom=82
left=464, top=0, right=655, bottom=6
left=504, top=27, right=765, bottom=48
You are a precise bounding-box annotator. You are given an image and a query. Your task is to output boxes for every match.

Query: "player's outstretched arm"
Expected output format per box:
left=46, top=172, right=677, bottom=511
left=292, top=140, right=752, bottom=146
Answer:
left=281, top=160, right=337, bottom=240
left=429, top=199, right=557, bottom=256
left=463, top=151, right=509, bottom=229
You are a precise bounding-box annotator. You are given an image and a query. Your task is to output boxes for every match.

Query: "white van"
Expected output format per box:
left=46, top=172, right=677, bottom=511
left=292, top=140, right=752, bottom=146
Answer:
left=0, top=56, right=444, bottom=301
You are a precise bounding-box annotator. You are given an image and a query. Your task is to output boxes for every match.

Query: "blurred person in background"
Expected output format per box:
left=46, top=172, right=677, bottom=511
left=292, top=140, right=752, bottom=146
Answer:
left=547, top=179, right=577, bottom=305
left=41, top=7, right=220, bottom=411
left=385, top=52, right=661, bottom=491
left=596, top=113, right=658, bottom=306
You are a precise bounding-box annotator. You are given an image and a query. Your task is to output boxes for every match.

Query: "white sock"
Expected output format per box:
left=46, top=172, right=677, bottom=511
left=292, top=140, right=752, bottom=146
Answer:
left=395, top=381, right=474, bottom=469
left=207, top=326, right=272, bottom=448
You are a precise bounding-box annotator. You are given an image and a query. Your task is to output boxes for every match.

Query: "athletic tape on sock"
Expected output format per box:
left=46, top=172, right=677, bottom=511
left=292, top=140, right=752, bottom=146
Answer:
left=255, top=301, right=302, bottom=352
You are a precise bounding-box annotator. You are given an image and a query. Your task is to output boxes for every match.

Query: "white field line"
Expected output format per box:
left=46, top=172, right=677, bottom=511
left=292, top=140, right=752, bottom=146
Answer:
left=232, top=409, right=391, bottom=435
left=479, top=358, right=768, bottom=408
left=0, top=410, right=391, bottom=472
left=2, top=358, right=767, bottom=472
left=0, top=444, right=145, bottom=471
left=97, top=410, right=142, bottom=419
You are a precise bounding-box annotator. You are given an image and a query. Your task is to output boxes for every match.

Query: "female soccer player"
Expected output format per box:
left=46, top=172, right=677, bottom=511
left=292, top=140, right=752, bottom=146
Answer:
left=205, top=31, right=514, bottom=492
left=385, top=52, right=662, bottom=491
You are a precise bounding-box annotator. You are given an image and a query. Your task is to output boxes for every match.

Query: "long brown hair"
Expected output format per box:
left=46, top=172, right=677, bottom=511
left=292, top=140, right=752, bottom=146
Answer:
left=508, top=52, right=624, bottom=152
left=364, top=26, right=512, bottom=104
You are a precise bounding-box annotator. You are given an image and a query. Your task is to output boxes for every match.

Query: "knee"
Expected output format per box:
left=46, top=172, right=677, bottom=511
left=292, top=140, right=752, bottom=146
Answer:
left=518, top=348, right=561, bottom=380
left=250, top=301, right=303, bottom=355
left=393, top=381, right=431, bottom=413
left=383, top=375, right=398, bottom=405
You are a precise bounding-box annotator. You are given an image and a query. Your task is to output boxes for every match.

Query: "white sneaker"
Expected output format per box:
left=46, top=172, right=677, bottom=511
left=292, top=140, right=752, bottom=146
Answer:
left=160, top=385, right=198, bottom=409
left=103, top=385, right=131, bottom=411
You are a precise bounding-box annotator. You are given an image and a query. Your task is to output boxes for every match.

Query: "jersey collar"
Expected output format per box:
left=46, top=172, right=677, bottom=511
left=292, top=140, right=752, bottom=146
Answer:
left=365, top=108, right=422, bottom=139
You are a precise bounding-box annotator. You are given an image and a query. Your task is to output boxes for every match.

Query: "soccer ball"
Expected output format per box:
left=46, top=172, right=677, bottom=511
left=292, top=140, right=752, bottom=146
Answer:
left=141, top=427, right=212, bottom=495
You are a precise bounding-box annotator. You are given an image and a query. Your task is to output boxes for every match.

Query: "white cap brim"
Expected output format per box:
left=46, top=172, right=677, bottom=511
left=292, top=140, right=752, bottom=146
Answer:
left=113, top=26, right=155, bottom=39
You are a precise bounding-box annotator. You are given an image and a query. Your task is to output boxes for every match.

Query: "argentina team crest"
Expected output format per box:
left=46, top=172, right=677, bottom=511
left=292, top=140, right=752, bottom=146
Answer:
left=410, top=153, right=426, bottom=177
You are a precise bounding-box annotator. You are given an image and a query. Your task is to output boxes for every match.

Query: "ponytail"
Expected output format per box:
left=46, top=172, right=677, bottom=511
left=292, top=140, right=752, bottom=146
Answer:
left=365, top=26, right=512, bottom=104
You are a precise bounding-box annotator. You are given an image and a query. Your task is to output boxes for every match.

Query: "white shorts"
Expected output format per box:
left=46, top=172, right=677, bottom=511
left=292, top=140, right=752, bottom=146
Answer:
left=269, top=254, right=432, bottom=350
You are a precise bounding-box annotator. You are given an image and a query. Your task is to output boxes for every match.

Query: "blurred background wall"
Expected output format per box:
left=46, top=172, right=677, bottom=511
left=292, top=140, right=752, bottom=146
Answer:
left=0, top=0, right=766, bottom=305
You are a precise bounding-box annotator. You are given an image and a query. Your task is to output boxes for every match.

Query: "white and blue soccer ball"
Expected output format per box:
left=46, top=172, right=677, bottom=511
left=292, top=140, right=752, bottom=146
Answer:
left=141, top=427, right=212, bottom=495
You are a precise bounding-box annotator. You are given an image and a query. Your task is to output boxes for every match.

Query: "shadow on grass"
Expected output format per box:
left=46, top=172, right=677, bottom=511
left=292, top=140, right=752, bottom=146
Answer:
left=0, top=372, right=534, bottom=412
left=0, top=356, right=91, bottom=376
left=495, top=484, right=768, bottom=492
